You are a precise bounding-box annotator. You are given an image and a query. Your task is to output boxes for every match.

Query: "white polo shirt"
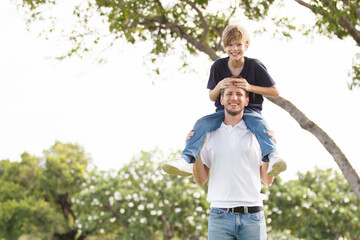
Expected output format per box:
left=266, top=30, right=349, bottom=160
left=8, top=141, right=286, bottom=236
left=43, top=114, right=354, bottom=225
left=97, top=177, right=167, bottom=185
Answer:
left=200, top=120, right=264, bottom=208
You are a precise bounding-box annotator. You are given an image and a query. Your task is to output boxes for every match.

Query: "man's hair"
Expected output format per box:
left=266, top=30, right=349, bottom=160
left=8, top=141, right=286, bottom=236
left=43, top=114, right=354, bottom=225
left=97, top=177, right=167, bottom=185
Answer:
left=222, top=25, right=250, bottom=48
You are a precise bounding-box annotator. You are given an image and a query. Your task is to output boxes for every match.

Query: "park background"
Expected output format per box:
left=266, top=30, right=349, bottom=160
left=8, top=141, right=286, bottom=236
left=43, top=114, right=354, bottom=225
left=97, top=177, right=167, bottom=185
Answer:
left=0, top=0, right=360, bottom=239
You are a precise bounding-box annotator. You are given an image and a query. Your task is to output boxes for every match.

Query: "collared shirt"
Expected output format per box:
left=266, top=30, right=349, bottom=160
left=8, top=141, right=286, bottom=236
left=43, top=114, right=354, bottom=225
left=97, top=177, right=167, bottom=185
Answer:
left=200, top=120, right=263, bottom=208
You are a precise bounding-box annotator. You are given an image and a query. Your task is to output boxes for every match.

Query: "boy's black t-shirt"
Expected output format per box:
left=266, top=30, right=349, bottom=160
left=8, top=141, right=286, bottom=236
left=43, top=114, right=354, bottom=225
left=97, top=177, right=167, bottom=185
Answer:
left=207, top=56, right=276, bottom=113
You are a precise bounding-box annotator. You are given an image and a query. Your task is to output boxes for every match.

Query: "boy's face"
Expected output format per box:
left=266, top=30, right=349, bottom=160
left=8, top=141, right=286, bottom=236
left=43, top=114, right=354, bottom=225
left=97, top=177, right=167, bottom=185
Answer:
left=224, top=39, right=248, bottom=61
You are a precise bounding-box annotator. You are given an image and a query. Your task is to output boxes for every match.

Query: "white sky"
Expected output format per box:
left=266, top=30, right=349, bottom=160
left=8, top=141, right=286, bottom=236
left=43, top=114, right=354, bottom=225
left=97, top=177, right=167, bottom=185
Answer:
left=1, top=0, right=359, bottom=181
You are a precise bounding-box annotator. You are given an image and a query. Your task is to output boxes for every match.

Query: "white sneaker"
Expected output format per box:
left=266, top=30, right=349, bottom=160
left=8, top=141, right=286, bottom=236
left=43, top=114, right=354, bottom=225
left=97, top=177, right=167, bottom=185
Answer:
left=161, top=158, right=193, bottom=177
left=267, top=156, right=287, bottom=176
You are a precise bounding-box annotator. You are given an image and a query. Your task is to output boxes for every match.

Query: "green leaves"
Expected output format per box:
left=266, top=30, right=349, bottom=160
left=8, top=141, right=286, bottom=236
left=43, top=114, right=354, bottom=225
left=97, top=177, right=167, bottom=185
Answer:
left=42, top=141, right=88, bottom=197
left=72, top=149, right=209, bottom=239
left=1, top=143, right=360, bottom=239
left=0, top=150, right=65, bottom=239
left=15, top=0, right=360, bottom=88
left=266, top=168, right=360, bottom=239
left=0, top=143, right=210, bottom=239
left=349, top=53, right=360, bottom=90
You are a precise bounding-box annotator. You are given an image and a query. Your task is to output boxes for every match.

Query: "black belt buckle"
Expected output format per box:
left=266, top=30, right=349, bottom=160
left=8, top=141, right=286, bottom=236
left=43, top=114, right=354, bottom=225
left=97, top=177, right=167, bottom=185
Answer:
left=229, top=206, right=262, bottom=214
left=231, top=206, right=247, bottom=214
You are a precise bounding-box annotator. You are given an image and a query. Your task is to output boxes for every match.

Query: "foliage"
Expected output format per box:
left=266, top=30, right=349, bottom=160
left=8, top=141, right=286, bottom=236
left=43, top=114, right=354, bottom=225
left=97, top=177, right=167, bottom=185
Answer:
left=0, top=144, right=209, bottom=239
left=16, top=0, right=278, bottom=65
left=0, top=141, right=89, bottom=239
left=13, top=0, right=360, bottom=197
left=73, top=149, right=209, bottom=239
left=2, top=142, right=360, bottom=239
left=15, top=0, right=360, bottom=88
left=293, top=0, right=360, bottom=89
left=265, top=168, right=360, bottom=240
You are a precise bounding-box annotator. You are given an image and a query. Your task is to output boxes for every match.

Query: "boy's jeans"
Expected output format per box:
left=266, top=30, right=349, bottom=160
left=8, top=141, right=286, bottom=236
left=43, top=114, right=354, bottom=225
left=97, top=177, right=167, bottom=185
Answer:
left=208, top=208, right=267, bottom=240
left=181, top=109, right=276, bottom=163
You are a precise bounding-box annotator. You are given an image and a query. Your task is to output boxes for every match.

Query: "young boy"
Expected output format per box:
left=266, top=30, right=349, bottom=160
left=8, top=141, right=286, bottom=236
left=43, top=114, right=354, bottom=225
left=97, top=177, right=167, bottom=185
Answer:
left=162, top=25, right=287, bottom=177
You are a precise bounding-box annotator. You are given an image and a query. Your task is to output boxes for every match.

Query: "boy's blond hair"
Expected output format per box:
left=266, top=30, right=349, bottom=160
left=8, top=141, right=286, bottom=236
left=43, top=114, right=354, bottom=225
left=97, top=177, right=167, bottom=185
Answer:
left=222, top=25, right=250, bottom=48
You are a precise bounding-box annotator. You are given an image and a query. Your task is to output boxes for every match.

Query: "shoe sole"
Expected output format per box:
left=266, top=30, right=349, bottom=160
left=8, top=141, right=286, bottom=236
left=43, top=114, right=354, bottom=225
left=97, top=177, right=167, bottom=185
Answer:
left=267, top=161, right=287, bottom=177
left=161, top=163, right=193, bottom=177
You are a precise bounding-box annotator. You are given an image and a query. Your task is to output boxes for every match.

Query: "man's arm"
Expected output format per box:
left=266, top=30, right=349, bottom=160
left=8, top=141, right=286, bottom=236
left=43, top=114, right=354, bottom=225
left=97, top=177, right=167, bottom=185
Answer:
left=193, top=155, right=210, bottom=185
left=260, top=163, right=274, bottom=186
left=185, top=130, right=210, bottom=185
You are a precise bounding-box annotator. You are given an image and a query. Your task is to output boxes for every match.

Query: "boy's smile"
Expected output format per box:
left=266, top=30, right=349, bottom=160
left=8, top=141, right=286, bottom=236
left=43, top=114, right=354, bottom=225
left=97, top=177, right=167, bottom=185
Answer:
left=224, top=39, right=247, bottom=61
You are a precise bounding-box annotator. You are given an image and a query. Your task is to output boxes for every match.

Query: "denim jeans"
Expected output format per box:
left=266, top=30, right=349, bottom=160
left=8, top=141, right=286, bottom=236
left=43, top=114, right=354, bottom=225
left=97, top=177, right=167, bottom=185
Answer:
left=208, top=208, right=267, bottom=240
left=181, top=109, right=276, bottom=163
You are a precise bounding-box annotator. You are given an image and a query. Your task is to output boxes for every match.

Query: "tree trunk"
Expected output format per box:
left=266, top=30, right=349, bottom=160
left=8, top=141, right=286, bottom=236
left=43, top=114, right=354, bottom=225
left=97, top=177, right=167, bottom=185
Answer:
left=266, top=96, right=360, bottom=199
left=53, top=229, right=78, bottom=240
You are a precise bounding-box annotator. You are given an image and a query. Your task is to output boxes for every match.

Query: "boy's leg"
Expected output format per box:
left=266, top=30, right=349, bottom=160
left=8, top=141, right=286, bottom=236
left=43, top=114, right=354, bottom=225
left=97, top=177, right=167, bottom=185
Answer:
left=243, top=109, right=287, bottom=176
left=161, top=110, right=225, bottom=176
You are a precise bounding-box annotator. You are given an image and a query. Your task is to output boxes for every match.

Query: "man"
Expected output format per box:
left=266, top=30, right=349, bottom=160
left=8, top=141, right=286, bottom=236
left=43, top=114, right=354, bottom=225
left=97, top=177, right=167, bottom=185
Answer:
left=193, top=84, right=274, bottom=239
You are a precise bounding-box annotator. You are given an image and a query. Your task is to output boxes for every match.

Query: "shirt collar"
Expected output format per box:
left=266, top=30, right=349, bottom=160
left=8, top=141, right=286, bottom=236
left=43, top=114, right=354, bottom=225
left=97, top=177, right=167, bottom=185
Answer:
left=220, top=120, right=247, bottom=130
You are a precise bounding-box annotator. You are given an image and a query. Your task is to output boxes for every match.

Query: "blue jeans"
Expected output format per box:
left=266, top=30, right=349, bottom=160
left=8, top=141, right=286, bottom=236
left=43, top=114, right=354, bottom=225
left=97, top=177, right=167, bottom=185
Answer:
left=208, top=208, right=267, bottom=240
left=181, top=109, right=276, bottom=163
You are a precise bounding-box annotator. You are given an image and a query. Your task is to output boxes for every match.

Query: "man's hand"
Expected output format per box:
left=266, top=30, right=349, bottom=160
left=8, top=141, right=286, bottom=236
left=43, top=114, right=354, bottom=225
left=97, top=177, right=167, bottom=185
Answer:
left=185, top=130, right=194, bottom=143
left=267, top=130, right=276, bottom=143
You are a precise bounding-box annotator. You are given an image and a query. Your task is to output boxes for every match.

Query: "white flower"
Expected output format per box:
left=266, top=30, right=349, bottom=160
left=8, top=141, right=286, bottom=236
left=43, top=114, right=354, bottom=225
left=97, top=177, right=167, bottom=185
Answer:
left=114, top=191, right=122, bottom=200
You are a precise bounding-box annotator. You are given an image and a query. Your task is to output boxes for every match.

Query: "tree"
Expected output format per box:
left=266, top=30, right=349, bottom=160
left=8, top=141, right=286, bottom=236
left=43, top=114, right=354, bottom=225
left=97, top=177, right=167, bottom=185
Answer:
left=265, top=168, right=360, bottom=240
left=0, top=141, right=90, bottom=240
left=14, top=0, right=360, bottom=198
left=0, top=155, right=60, bottom=240
left=0, top=144, right=210, bottom=239
left=73, top=149, right=209, bottom=239
left=292, top=0, right=360, bottom=89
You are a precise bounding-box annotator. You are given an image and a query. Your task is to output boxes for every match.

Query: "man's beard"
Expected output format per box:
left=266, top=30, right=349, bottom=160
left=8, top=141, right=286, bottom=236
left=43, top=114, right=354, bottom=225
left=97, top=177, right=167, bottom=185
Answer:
left=225, top=108, right=242, bottom=116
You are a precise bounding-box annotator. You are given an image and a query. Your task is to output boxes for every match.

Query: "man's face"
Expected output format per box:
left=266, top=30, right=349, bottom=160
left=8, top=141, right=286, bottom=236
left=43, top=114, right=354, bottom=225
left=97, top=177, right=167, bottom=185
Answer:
left=224, top=39, right=248, bottom=61
left=221, top=85, right=249, bottom=116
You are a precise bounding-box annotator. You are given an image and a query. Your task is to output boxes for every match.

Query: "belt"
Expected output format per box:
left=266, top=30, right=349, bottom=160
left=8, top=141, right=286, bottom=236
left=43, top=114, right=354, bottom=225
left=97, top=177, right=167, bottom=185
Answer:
left=220, top=206, right=262, bottom=214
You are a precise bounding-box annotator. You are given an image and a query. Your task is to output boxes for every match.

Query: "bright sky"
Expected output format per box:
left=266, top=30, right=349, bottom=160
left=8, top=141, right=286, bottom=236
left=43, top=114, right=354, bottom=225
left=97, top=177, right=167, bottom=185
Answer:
left=1, top=0, right=359, bottom=181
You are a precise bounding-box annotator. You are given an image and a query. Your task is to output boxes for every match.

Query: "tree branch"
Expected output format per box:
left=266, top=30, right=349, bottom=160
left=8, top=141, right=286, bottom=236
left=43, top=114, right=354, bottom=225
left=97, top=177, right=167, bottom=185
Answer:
left=154, top=0, right=167, bottom=23
left=293, top=0, right=312, bottom=9
left=181, top=0, right=209, bottom=44
left=341, top=0, right=360, bottom=19
left=293, top=0, right=360, bottom=46
left=339, top=15, right=360, bottom=46
left=266, top=96, right=360, bottom=199
left=141, top=15, right=220, bottom=60
left=216, top=6, right=237, bottom=49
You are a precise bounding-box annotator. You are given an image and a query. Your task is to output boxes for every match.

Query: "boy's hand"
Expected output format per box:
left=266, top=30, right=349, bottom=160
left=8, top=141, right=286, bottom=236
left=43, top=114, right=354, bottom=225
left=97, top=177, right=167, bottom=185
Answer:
left=232, top=77, right=251, bottom=92
left=220, top=77, right=237, bottom=89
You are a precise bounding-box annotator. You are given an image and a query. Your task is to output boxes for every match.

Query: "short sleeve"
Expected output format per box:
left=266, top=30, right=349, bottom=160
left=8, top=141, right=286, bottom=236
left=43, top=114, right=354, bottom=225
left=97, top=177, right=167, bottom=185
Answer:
left=207, top=62, right=218, bottom=90
left=253, top=59, right=275, bottom=87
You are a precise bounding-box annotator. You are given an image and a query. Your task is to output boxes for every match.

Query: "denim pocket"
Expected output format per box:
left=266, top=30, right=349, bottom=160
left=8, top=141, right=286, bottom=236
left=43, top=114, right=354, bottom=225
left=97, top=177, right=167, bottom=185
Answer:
left=247, top=211, right=264, bottom=221
left=209, top=208, right=227, bottom=219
